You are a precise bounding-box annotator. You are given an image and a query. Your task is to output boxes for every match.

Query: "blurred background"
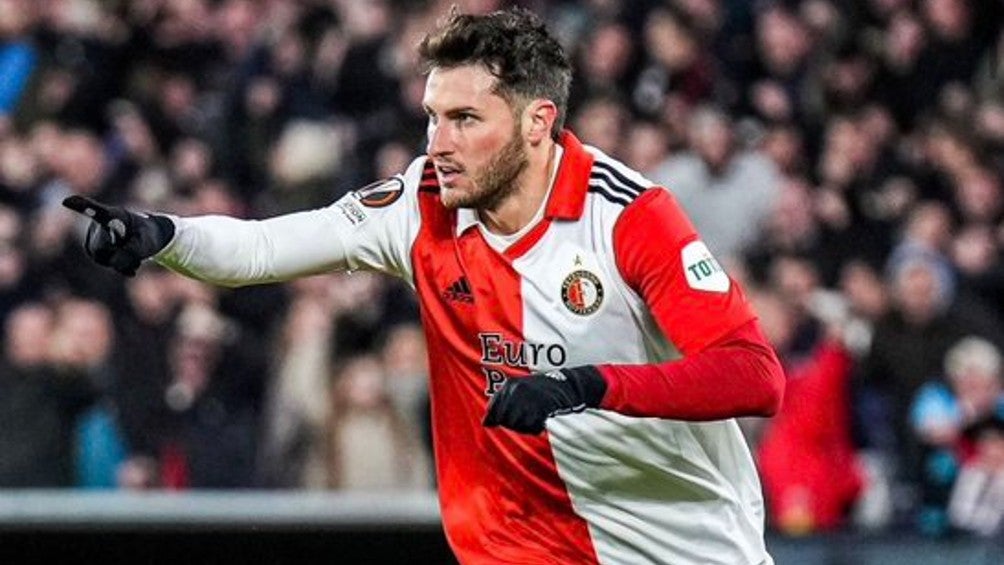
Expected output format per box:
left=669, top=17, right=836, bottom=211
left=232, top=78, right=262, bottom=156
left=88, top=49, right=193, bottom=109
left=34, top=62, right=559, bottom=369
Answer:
left=1, top=0, right=1003, bottom=563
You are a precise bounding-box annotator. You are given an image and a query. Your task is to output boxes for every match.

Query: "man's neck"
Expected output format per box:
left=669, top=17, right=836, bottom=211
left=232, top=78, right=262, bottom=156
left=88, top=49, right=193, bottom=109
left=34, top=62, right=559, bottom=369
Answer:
left=480, top=140, right=557, bottom=235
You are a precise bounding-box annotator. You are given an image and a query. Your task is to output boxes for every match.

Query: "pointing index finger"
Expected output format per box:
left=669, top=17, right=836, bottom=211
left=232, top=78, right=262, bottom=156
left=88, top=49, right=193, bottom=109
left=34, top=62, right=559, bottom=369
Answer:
left=62, top=195, right=114, bottom=224
left=62, top=195, right=128, bottom=242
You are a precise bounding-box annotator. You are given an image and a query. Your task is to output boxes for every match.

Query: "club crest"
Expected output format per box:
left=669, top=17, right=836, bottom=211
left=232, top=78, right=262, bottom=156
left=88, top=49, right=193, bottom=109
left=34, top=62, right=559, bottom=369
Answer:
left=561, top=270, right=604, bottom=316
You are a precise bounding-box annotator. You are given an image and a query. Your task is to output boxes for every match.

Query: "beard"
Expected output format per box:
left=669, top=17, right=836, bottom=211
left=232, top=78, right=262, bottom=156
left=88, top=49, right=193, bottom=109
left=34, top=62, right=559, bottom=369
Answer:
left=440, top=127, right=528, bottom=211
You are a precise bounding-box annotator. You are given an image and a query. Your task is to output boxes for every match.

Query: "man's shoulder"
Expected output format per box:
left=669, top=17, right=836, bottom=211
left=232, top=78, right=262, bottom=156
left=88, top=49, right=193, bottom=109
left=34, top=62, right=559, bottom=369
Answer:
left=581, top=146, right=657, bottom=209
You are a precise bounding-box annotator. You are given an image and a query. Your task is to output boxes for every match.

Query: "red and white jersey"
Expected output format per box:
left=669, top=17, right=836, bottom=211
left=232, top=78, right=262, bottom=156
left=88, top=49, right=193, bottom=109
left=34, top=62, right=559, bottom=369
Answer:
left=158, top=131, right=772, bottom=564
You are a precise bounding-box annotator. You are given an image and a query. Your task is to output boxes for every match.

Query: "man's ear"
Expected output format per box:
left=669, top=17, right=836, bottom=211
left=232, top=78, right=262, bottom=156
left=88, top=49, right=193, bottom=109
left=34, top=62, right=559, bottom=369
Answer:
left=524, top=99, right=558, bottom=145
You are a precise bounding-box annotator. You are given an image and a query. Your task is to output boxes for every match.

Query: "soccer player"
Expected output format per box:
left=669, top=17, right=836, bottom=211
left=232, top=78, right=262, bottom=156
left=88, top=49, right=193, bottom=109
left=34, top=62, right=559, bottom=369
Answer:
left=65, top=8, right=784, bottom=564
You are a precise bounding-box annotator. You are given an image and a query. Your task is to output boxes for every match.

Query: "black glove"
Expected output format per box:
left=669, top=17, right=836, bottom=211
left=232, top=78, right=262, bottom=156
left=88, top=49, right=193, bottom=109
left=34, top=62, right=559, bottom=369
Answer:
left=483, top=366, right=607, bottom=434
left=62, top=195, right=175, bottom=277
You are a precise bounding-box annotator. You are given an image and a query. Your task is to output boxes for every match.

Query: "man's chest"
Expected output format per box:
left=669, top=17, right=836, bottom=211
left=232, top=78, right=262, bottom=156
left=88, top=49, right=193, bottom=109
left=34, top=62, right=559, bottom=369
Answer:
left=412, top=222, right=651, bottom=379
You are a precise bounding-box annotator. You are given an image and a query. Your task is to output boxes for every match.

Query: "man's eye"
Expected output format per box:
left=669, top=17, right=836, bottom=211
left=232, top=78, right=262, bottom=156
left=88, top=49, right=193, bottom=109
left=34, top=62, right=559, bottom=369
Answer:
left=457, top=113, right=475, bottom=123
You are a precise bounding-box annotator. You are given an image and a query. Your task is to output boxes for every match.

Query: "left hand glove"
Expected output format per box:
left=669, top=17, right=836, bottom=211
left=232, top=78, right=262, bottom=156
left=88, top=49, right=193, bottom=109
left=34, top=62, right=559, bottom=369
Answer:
left=483, top=366, right=607, bottom=434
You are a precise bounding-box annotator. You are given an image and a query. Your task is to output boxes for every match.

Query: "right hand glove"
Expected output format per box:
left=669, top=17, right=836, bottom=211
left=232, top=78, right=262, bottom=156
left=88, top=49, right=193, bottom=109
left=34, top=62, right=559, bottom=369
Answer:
left=62, top=195, right=175, bottom=277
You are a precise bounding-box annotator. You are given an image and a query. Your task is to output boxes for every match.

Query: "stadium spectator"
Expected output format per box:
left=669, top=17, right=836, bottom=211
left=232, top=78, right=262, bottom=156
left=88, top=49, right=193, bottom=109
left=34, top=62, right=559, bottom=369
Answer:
left=754, top=289, right=864, bottom=535
left=567, top=19, right=637, bottom=112
left=379, top=323, right=431, bottom=452
left=632, top=7, right=717, bottom=115
left=0, top=0, right=37, bottom=121
left=326, top=353, right=430, bottom=491
left=861, top=255, right=971, bottom=480
left=119, top=301, right=266, bottom=489
left=0, top=299, right=111, bottom=487
left=911, top=336, right=1004, bottom=534
left=947, top=413, right=1004, bottom=536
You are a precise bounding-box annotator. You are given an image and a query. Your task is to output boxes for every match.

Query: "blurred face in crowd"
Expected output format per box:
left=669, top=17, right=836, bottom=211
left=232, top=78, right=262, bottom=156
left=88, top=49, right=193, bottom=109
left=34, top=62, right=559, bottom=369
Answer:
left=756, top=7, right=811, bottom=76
left=127, top=269, right=176, bottom=325
left=51, top=300, right=113, bottom=368
left=0, top=0, right=31, bottom=38
left=975, top=103, right=1004, bottom=150
left=923, top=0, right=970, bottom=40
left=893, top=260, right=945, bottom=325
left=750, top=291, right=796, bottom=352
left=573, top=97, right=627, bottom=157
left=171, top=138, right=213, bottom=187
left=768, top=179, right=815, bottom=244
left=689, top=109, right=734, bottom=172
left=761, top=125, right=804, bottom=174
left=624, top=122, right=669, bottom=175
left=382, top=324, right=427, bottom=377
left=952, top=225, right=996, bottom=275
left=885, top=12, right=925, bottom=69
left=770, top=256, right=820, bottom=310
left=840, top=261, right=889, bottom=320
left=375, top=141, right=413, bottom=179
left=424, top=64, right=529, bottom=210
left=216, top=0, right=259, bottom=59
left=950, top=367, right=1001, bottom=417
left=337, top=355, right=389, bottom=411
left=56, top=131, right=105, bottom=194
left=645, top=9, right=697, bottom=71
left=955, top=169, right=1002, bottom=224
left=584, top=22, right=634, bottom=82
left=906, top=202, right=953, bottom=251
left=5, top=304, right=53, bottom=367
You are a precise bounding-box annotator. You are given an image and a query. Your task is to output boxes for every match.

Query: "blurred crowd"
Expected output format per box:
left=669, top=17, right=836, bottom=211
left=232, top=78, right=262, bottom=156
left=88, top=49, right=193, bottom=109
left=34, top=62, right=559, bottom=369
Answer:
left=1, top=0, right=1004, bottom=540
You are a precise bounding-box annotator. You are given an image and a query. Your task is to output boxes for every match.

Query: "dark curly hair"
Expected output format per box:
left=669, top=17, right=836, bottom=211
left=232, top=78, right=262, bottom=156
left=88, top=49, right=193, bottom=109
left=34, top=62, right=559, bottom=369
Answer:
left=418, top=7, right=572, bottom=139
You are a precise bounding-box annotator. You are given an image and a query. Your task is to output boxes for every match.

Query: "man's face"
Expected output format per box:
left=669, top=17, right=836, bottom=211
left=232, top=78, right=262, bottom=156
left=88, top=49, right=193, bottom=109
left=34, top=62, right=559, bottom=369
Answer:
left=423, top=65, right=528, bottom=210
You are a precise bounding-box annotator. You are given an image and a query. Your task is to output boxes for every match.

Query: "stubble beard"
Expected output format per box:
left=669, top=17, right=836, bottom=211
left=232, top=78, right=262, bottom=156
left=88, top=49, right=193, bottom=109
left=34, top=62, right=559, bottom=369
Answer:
left=441, top=128, right=528, bottom=211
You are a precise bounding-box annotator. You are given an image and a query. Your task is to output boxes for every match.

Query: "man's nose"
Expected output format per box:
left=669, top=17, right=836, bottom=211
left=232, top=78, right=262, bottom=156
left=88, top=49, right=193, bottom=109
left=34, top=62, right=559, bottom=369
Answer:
left=427, top=124, right=453, bottom=155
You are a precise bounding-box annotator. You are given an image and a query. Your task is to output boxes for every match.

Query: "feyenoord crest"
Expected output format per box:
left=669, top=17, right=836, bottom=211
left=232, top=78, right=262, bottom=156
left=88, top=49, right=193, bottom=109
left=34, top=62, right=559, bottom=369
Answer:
left=561, top=270, right=604, bottom=315
left=354, top=176, right=404, bottom=208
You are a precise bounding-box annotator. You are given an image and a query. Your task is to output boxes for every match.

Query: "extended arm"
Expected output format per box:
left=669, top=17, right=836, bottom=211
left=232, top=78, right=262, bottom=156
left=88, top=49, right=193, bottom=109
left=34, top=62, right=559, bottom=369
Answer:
left=64, top=159, right=426, bottom=285
left=156, top=210, right=351, bottom=287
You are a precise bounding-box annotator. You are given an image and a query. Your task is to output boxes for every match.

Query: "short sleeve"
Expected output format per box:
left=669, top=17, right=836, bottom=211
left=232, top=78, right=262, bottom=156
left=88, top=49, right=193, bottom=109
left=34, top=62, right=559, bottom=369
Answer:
left=613, top=188, right=756, bottom=356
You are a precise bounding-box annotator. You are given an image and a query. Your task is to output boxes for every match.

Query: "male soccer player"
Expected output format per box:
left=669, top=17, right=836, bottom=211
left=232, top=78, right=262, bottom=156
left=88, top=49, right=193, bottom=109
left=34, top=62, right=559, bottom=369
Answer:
left=65, top=8, right=784, bottom=564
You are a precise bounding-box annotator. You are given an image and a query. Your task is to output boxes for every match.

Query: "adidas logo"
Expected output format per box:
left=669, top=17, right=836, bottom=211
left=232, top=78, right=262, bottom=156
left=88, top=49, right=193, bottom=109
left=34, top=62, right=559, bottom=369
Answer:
left=443, top=276, right=474, bottom=304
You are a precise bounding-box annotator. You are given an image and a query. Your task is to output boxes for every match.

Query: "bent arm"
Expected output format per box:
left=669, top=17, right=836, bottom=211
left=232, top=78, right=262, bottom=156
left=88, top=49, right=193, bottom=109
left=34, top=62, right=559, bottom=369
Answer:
left=599, top=320, right=784, bottom=419
left=607, top=188, right=784, bottom=420
left=155, top=209, right=351, bottom=287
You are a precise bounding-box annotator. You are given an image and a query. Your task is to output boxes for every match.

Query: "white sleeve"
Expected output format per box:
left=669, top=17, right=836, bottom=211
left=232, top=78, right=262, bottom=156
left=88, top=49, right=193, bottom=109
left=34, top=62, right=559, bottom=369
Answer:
left=155, top=157, right=426, bottom=287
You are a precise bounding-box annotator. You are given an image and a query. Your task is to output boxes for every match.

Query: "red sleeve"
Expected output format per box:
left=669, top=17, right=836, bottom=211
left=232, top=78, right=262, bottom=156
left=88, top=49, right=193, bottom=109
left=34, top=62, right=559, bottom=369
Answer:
left=613, top=189, right=755, bottom=355
left=598, top=320, right=784, bottom=419
left=600, top=189, right=784, bottom=419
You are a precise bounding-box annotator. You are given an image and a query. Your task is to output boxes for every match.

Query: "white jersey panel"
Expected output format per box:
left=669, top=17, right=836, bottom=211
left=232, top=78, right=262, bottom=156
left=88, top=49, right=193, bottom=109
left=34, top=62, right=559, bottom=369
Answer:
left=548, top=415, right=772, bottom=565
left=513, top=178, right=772, bottom=564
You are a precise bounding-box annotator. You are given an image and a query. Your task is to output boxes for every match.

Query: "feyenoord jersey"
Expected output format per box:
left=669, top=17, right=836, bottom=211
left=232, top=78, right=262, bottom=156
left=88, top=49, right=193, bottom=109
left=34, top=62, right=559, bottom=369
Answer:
left=326, top=132, right=770, bottom=565
left=160, top=131, right=771, bottom=564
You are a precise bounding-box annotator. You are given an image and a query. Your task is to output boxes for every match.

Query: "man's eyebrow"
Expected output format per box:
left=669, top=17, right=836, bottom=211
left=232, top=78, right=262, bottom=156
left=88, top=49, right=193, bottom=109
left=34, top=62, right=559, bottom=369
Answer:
left=424, top=105, right=479, bottom=116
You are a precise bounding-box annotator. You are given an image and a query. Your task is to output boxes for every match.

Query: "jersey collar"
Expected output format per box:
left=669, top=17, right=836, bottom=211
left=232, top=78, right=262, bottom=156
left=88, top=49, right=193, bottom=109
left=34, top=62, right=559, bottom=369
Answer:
left=454, top=130, right=593, bottom=236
